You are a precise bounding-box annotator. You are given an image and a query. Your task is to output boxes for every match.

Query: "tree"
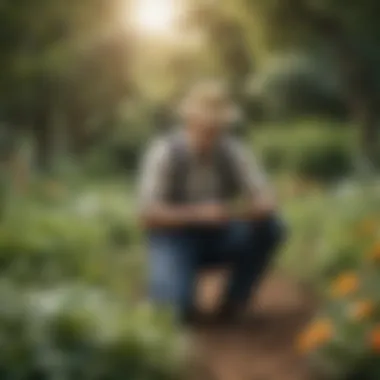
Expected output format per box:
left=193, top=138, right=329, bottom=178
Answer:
left=229, top=0, right=380, bottom=165
left=0, top=0, right=133, bottom=170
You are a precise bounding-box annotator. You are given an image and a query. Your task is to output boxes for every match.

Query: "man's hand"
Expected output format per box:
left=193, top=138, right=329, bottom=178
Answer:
left=140, top=202, right=230, bottom=229
left=230, top=193, right=276, bottom=221
left=194, top=203, right=230, bottom=225
left=254, top=196, right=276, bottom=218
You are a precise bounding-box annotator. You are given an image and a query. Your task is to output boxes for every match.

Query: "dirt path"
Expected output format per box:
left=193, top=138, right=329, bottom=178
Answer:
left=189, top=271, right=319, bottom=380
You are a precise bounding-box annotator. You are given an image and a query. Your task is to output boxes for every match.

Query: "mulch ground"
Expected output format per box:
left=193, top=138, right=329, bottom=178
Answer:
left=188, top=271, right=321, bottom=380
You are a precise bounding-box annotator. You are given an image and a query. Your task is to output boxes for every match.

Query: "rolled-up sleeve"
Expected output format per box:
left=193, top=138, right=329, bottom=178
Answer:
left=228, top=139, right=268, bottom=198
left=138, top=138, right=171, bottom=211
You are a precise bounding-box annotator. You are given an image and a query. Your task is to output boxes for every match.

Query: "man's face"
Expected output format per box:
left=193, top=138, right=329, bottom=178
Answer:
left=187, top=98, right=227, bottom=152
left=188, top=116, right=223, bottom=153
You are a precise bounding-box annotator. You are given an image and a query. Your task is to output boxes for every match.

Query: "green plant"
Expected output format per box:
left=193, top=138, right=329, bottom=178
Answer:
left=0, top=285, right=181, bottom=380
left=295, top=187, right=380, bottom=379
left=0, top=180, right=141, bottom=288
left=252, top=121, right=355, bottom=182
left=281, top=181, right=380, bottom=284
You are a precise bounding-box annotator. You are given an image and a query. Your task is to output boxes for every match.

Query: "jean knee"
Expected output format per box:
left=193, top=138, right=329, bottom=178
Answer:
left=149, top=257, right=177, bottom=304
left=272, top=218, right=287, bottom=244
left=259, top=216, right=287, bottom=247
left=148, top=231, right=196, bottom=309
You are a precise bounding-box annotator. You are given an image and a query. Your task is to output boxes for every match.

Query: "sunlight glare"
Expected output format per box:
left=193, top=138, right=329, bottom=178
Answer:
left=133, top=0, right=178, bottom=35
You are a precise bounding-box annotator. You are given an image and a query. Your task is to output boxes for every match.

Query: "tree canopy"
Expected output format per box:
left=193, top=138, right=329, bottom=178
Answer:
left=0, top=0, right=379, bottom=169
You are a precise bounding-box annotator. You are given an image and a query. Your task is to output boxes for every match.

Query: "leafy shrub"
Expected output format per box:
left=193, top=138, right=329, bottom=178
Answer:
left=296, top=187, right=380, bottom=379
left=0, top=180, right=181, bottom=379
left=0, top=181, right=141, bottom=287
left=294, top=140, right=352, bottom=181
left=248, top=53, right=346, bottom=120
left=82, top=104, right=157, bottom=177
left=252, top=121, right=354, bottom=182
left=0, top=285, right=181, bottom=380
left=281, top=181, right=380, bottom=285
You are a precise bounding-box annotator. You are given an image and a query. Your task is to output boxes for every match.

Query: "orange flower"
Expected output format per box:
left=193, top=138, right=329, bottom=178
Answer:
left=297, top=319, right=333, bottom=353
left=369, top=243, right=380, bottom=262
left=369, top=325, right=380, bottom=353
left=349, top=300, right=374, bottom=321
left=330, top=272, right=359, bottom=298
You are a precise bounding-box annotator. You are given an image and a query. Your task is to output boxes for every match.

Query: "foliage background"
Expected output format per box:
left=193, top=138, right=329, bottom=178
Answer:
left=0, top=0, right=380, bottom=378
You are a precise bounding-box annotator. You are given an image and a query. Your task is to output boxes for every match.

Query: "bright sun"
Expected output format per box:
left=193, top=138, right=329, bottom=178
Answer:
left=133, top=0, right=178, bottom=34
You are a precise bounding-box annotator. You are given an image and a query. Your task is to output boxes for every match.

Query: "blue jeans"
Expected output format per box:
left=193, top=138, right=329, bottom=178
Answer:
left=147, top=215, right=286, bottom=322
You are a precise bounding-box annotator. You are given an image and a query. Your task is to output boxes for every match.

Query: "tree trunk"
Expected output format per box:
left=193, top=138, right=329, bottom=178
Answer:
left=33, top=101, right=52, bottom=172
left=31, top=77, right=58, bottom=173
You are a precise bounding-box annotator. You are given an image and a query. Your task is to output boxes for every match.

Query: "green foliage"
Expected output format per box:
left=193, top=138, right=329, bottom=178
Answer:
left=0, top=180, right=141, bottom=286
left=280, top=181, right=380, bottom=378
left=0, top=179, right=179, bottom=379
left=0, top=285, right=181, bottom=379
left=296, top=207, right=380, bottom=378
left=83, top=105, right=157, bottom=176
left=0, top=0, right=380, bottom=376
left=281, top=181, right=380, bottom=284
left=0, top=0, right=379, bottom=170
left=249, top=54, right=346, bottom=120
left=252, top=121, right=355, bottom=181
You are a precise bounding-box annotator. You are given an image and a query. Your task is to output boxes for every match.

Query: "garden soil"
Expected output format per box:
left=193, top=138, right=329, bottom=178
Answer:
left=189, top=271, right=321, bottom=380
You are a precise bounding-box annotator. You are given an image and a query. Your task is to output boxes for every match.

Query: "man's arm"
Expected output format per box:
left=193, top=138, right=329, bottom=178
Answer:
left=138, top=139, right=228, bottom=229
left=228, top=139, right=277, bottom=220
left=141, top=203, right=228, bottom=229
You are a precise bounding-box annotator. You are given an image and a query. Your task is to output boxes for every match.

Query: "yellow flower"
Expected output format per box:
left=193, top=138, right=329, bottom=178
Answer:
left=297, top=319, right=333, bottom=353
left=369, top=325, right=380, bottom=353
left=349, top=300, right=374, bottom=321
left=330, top=272, right=359, bottom=298
left=369, top=243, right=380, bottom=262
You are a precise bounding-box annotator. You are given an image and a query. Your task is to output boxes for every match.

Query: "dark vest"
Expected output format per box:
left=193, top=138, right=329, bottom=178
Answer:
left=165, top=133, right=241, bottom=204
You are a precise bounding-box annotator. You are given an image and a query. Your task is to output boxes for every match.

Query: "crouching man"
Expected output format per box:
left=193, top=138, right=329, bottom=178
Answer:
left=138, top=80, right=286, bottom=326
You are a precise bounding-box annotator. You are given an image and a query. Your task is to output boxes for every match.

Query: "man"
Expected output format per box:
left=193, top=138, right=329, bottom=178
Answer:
left=138, top=80, right=286, bottom=326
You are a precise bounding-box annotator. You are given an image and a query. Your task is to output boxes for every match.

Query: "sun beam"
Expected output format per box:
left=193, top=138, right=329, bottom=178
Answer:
left=133, top=0, right=178, bottom=35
